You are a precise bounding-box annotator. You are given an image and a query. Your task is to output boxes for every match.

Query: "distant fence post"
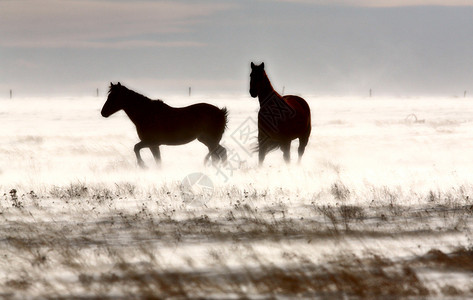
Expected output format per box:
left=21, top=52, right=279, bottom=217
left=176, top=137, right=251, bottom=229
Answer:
left=369, top=89, right=372, bottom=98
left=189, top=87, right=191, bottom=97
left=97, top=88, right=99, bottom=97
left=282, top=86, right=285, bottom=95
left=465, top=91, right=467, bottom=98
left=10, top=89, right=12, bottom=99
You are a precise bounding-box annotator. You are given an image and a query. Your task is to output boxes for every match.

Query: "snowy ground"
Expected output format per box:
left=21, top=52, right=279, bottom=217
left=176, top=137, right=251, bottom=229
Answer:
left=1, top=94, right=473, bottom=298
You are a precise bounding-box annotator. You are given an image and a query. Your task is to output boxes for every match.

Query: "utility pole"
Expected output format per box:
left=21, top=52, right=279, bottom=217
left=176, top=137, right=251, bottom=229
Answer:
left=369, top=89, right=372, bottom=98
left=10, top=89, right=12, bottom=99
left=189, top=86, right=191, bottom=97
left=96, top=88, right=99, bottom=97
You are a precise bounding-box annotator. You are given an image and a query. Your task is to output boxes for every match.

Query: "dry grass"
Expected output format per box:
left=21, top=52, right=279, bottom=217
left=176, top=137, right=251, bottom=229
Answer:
left=1, top=181, right=473, bottom=298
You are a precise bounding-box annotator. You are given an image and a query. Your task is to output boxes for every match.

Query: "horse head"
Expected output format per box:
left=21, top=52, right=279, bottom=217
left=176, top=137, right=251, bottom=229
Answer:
left=249, top=62, right=266, bottom=98
left=101, top=82, right=125, bottom=117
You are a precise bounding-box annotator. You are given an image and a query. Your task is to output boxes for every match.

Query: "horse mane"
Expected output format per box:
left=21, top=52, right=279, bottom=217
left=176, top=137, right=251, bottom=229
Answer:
left=109, top=84, right=165, bottom=105
left=252, top=66, right=278, bottom=98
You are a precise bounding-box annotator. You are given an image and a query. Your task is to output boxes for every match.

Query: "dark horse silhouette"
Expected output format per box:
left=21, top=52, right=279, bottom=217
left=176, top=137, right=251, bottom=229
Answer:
left=101, top=82, right=228, bottom=168
left=249, top=62, right=311, bottom=165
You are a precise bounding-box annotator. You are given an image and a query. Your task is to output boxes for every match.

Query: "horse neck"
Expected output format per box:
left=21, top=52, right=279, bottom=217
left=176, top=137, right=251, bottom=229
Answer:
left=121, top=91, right=155, bottom=125
left=257, top=75, right=280, bottom=105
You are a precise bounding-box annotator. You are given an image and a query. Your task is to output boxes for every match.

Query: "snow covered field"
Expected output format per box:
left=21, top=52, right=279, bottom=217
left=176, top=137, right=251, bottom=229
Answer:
left=1, top=94, right=473, bottom=298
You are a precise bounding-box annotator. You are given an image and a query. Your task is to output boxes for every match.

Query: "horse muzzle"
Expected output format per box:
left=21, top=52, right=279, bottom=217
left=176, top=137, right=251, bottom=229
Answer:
left=101, top=109, right=110, bottom=118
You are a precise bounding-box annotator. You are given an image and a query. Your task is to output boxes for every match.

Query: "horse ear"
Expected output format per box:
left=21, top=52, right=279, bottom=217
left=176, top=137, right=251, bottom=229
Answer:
left=261, top=62, right=265, bottom=69
left=117, top=82, right=121, bottom=86
left=251, top=62, right=255, bottom=69
left=110, top=82, right=114, bottom=86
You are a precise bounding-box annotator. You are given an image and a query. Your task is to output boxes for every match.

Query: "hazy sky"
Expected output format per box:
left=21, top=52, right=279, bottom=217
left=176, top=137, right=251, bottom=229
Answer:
left=1, top=0, right=473, bottom=97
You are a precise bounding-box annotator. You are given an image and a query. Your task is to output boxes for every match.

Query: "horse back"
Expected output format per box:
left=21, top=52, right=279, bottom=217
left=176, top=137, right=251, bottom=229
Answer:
left=136, top=102, right=227, bottom=144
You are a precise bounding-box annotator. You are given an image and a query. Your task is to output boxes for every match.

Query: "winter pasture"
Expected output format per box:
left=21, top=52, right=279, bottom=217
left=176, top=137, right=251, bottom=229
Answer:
left=1, top=94, right=473, bottom=298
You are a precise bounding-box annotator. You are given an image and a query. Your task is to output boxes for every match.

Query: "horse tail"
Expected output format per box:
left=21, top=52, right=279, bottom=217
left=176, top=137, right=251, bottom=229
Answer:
left=217, top=107, right=229, bottom=138
left=252, top=141, right=280, bottom=154
left=222, top=107, right=229, bottom=128
left=251, top=130, right=279, bottom=154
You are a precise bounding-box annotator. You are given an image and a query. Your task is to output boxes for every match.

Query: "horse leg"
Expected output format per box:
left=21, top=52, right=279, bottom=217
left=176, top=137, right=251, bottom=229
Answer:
left=210, top=148, right=220, bottom=164
left=205, top=145, right=227, bottom=165
left=198, top=136, right=220, bottom=165
left=149, top=145, right=161, bottom=167
left=204, top=153, right=212, bottom=165
left=216, top=145, right=227, bottom=163
left=134, top=141, right=148, bottom=169
left=281, top=141, right=291, bottom=164
left=298, top=135, right=309, bottom=164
